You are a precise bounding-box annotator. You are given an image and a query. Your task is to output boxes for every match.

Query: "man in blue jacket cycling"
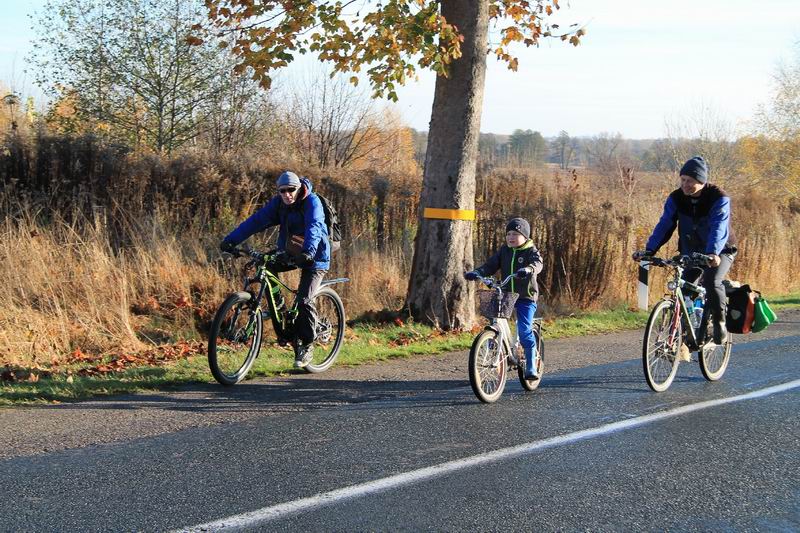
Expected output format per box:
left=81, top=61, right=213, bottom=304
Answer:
left=220, top=171, right=330, bottom=368
left=634, top=156, right=737, bottom=344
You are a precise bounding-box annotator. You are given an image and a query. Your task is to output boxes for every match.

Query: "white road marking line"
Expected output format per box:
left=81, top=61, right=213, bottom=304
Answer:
left=178, top=379, right=800, bottom=532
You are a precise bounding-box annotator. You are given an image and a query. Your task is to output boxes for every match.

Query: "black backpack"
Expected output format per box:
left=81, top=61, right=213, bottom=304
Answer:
left=316, top=194, right=342, bottom=252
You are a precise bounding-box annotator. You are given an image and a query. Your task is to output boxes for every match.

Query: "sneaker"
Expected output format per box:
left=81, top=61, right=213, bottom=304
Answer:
left=294, top=343, right=314, bottom=368
left=712, top=320, right=728, bottom=345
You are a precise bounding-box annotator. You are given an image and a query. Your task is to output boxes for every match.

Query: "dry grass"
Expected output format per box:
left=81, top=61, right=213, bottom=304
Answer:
left=0, top=208, right=414, bottom=367
left=2, top=137, right=799, bottom=368
left=0, top=213, right=229, bottom=366
left=341, top=247, right=410, bottom=314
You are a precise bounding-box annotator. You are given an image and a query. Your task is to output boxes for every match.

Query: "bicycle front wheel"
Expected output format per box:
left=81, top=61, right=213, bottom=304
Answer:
left=469, top=330, right=507, bottom=403
left=699, top=321, right=732, bottom=381
left=643, top=299, right=681, bottom=392
left=305, top=287, right=345, bottom=373
left=208, top=292, right=263, bottom=386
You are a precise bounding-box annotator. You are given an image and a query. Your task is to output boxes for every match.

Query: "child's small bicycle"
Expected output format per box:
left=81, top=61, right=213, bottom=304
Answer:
left=467, top=274, right=544, bottom=403
left=208, top=246, right=348, bottom=385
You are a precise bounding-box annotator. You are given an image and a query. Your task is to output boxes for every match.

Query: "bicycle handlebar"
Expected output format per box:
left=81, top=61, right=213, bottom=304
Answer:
left=226, top=246, right=294, bottom=267
left=474, top=273, right=515, bottom=289
left=637, top=252, right=712, bottom=268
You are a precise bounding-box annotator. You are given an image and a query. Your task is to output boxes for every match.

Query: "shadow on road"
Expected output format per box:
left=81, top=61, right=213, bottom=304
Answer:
left=32, top=367, right=679, bottom=415
left=36, top=377, right=477, bottom=414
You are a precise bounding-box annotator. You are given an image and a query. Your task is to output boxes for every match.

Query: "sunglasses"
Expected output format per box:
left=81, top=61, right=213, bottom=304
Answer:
left=278, top=187, right=298, bottom=194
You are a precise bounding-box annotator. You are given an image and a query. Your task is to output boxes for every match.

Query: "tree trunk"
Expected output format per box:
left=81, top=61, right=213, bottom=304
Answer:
left=404, top=0, right=488, bottom=329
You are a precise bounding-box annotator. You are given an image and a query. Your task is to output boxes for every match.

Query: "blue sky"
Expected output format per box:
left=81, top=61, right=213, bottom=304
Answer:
left=2, top=0, right=799, bottom=138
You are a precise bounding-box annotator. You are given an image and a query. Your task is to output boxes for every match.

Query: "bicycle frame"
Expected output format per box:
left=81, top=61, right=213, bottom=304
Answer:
left=232, top=251, right=298, bottom=342
left=485, top=316, right=517, bottom=365
left=644, top=254, right=710, bottom=350
left=236, top=250, right=350, bottom=343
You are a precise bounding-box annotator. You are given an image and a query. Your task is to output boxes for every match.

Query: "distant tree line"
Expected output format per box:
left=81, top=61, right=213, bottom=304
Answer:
left=410, top=126, right=779, bottom=189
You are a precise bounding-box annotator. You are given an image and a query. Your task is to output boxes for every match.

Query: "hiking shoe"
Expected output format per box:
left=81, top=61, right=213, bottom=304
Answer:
left=712, top=320, right=728, bottom=345
left=294, top=344, right=314, bottom=368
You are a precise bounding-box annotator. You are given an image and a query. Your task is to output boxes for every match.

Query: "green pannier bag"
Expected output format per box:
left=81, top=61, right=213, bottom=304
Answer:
left=752, top=296, right=777, bottom=333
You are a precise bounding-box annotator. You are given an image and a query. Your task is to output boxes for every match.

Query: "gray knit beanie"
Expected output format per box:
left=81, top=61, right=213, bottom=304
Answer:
left=276, top=171, right=301, bottom=188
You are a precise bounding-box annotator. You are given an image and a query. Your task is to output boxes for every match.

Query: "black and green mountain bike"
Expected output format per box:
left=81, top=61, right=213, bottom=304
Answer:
left=208, top=246, right=348, bottom=385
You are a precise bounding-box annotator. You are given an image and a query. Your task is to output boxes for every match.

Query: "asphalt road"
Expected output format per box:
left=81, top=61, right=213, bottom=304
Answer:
left=1, top=318, right=798, bottom=531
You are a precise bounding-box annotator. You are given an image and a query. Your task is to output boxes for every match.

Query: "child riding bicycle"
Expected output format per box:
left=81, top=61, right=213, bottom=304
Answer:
left=465, top=217, right=544, bottom=378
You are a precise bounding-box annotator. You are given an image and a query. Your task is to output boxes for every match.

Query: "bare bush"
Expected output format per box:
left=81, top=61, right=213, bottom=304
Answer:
left=664, top=101, right=741, bottom=185
left=285, top=69, right=387, bottom=169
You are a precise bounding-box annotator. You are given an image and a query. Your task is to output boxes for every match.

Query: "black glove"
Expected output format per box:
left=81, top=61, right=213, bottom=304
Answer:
left=515, top=267, right=532, bottom=279
left=272, top=250, right=293, bottom=266
left=464, top=271, right=480, bottom=281
left=220, top=240, right=237, bottom=254
left=295, top=252, right=314, bottom=267
left=632, top=249, right=654, bottom=261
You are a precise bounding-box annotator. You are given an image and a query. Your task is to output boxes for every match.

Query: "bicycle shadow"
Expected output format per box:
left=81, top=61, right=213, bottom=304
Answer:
left=536, top=371, right=703, bottom=395
left=37, top=367, right=698, bottom=415
left=40, top=377, right=477, bottom=415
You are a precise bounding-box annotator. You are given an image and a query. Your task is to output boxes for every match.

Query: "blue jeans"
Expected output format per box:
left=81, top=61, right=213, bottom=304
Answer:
left=515, top=299, right=538, bottom=376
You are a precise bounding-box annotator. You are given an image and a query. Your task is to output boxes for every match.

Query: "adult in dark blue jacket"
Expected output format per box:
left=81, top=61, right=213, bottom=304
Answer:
left=634, top=156, right=737, bottom=344
left=220, top=171, right=330, bottom=368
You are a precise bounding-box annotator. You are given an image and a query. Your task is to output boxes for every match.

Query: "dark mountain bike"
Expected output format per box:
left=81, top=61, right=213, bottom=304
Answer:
left=208, top=247, right=348, bottom=385
left=637, top=252, right=732, bottom=392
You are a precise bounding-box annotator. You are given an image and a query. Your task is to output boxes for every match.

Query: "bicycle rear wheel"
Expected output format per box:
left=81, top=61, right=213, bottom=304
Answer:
left=643, top=299, right=681, bottom=392
left=699, top=321, right=732, bottom=381
left=518, top=329, right=544, bottom=391
left=208, top=292, right=263, bottom=386
left=469, top=330, right=507, bottom=403
left=304, top=287, right=345, bottom=373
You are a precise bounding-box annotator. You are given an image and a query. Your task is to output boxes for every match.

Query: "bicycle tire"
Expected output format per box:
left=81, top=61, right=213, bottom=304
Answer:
left=643, top=299, right=681, bottom=392
left=208, top=292, right=263, bottom=386
left=518, top=329, right=544, bottom=391
left=304, top=287, right=345, bottom=373
left=469, top=329, right=507, bottom=403
left=699, top=321, right=732, bottom=381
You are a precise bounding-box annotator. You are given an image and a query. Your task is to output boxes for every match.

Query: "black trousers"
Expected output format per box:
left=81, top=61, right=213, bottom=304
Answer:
left=683, top=251, right=736, bottom=323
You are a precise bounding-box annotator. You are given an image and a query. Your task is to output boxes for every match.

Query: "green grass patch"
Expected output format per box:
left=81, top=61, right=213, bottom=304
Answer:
left=540, top=307, right=649, bottom=338
left=2, top=295, right=796, bottom=406
left=762, top=291, right=800, bottom=311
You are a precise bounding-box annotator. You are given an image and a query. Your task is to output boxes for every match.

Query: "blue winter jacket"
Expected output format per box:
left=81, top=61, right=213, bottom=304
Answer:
left=646, top=184, right=736, bottom=256
left=223, top=178, right=330, bottom=270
